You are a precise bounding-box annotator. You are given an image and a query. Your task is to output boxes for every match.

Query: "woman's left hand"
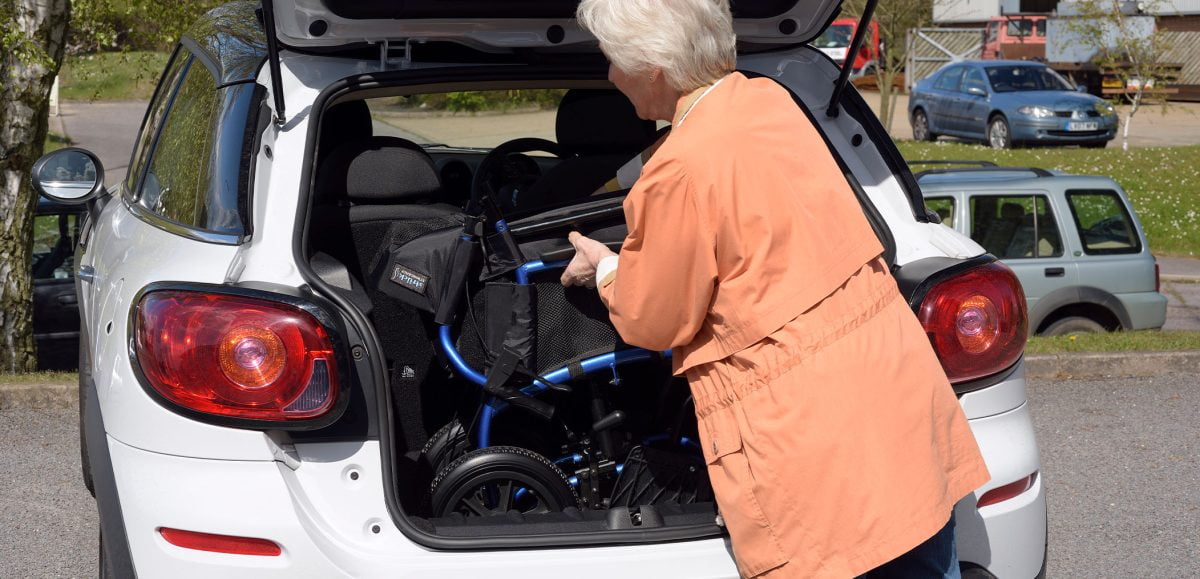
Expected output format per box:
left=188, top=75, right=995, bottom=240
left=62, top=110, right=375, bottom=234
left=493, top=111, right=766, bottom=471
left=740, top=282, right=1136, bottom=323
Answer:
left=560, top=231, right=616, bottom=288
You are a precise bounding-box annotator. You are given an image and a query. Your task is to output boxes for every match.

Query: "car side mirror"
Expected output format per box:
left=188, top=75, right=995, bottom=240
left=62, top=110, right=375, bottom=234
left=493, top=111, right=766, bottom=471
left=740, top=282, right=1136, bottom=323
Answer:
left=31, top=148, right=106, bottom=204
left=1075, top=84, right=1088, bottom=93
left=966, top=86, right=987, bottom=97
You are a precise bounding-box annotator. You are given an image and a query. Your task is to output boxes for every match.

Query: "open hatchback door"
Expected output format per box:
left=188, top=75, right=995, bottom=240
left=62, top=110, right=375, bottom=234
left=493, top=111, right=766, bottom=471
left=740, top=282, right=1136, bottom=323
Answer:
left=267, top=0, right=844, bottom=50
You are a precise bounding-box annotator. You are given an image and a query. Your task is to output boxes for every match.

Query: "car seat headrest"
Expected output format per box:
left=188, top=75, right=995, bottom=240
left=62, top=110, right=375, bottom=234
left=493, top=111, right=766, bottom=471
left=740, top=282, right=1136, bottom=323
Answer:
left=318, top=136, right=441, bottom=202
left=1001, top=202, right=1026, bottom=220
left=555, top=89, right=658, bottom=156
left=318, top=100, right=373, bottom=158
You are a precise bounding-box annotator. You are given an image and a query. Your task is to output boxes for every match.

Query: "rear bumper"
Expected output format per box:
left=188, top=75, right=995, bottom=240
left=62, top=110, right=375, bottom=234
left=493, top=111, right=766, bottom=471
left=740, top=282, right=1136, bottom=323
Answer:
left=106, top=436, right=740, bottom=578
left=955, top=401, right=1048, bottom=578
left=1118, top=291, right=1168, bottom=330
left=105, top=391, right=1045, bottom=578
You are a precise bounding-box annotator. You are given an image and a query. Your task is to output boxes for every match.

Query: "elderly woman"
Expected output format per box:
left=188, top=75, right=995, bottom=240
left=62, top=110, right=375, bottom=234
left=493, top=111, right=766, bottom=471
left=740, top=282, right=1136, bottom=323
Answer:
left=562, top=1, right=990, bottom=577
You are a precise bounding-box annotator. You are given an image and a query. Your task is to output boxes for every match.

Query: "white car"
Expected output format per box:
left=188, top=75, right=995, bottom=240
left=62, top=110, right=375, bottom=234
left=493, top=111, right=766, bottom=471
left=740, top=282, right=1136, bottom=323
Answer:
left=36, top=1, right=1046, bottom=577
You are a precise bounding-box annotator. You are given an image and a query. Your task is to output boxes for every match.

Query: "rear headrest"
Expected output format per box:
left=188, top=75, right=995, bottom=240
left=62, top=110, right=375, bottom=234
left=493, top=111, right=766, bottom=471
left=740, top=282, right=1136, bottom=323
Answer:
left=317, top=137, right=441, bottom=202
left=556, top=89, right=657, bottom=156
left=318, top=100, right=373, bottom=158
left=1001, top=202, right=1026, bottom=220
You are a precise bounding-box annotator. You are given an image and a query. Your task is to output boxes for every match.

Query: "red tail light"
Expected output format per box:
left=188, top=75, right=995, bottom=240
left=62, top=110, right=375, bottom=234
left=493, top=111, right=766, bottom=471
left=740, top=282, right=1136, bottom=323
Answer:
left=917, top=262, right=1028, bottom=384
left=134, top=290, right=338, bottom=421
left=159, top=528, right=282, bottom=556
left=1155, top=259, right=1161, bottom=293
left=977, top=473, right=1037, bottom=508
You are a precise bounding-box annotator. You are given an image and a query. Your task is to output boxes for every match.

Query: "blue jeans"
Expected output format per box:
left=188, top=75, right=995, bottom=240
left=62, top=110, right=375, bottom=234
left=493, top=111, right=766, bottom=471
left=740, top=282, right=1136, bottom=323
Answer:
left=857, top=513, right=960, bottom=579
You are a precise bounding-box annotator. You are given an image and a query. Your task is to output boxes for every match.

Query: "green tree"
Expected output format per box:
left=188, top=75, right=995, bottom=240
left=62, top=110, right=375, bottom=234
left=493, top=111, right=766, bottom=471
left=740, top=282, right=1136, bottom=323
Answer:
left=841, top=0, right=936, bottom=134
left=1, top=0, right=217, bottom=372
left=1, top=0, right=71, bottom=373
left=1059, top=0, right=1176, bottom=151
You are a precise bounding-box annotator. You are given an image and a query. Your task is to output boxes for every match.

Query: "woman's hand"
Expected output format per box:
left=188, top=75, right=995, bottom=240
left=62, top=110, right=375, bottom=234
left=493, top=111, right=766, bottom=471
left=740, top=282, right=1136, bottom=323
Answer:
left=560, top=231, right=616, bottom=288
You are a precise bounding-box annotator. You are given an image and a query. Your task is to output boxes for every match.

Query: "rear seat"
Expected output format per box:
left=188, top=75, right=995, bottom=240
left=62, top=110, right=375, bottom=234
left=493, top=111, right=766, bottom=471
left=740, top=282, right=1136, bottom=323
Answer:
left=314, top=135, right=460, bottom=281
left=312, top=133, right=462, bottom=457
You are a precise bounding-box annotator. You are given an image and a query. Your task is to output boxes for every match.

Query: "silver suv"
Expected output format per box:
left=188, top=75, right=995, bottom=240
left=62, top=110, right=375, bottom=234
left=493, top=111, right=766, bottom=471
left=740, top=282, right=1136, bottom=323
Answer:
left=32, top=2, right=1046, bottom=577
left=918, top=162, right=1167, bottom=335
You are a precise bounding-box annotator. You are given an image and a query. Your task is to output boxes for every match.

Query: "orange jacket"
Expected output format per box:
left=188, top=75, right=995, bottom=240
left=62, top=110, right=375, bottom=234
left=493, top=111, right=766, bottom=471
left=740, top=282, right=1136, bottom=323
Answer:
left=600, top=72, right=989, bottom=577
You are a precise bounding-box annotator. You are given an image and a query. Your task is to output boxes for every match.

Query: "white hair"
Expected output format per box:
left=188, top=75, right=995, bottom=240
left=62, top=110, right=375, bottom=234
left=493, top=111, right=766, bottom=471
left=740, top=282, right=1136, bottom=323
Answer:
left=576, top=0, right=737, bottom=92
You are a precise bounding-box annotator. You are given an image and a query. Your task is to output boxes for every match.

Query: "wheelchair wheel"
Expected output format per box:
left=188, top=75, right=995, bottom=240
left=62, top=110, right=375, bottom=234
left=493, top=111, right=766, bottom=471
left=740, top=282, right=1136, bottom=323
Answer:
left=430, top=446, right=578, bottom=517
left=420, top=418, right=470, bottom=475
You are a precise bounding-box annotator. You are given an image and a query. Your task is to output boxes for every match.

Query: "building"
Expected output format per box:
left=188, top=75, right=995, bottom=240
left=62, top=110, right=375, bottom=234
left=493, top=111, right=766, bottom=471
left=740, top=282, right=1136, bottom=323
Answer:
left=932, top=0, right=1200, bottom=99
left=934, top=0, right=1200, bottom=28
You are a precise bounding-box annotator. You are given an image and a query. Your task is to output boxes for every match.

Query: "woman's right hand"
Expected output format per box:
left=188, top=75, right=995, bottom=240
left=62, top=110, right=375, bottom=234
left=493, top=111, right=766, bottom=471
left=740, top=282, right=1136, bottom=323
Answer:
left=560, top=231, right=616, bottom=288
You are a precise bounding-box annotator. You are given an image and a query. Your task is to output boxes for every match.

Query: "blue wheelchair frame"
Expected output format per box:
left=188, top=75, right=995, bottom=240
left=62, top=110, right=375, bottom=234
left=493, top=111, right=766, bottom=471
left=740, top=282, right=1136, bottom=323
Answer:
left=437, top=259, right=666, bottom=450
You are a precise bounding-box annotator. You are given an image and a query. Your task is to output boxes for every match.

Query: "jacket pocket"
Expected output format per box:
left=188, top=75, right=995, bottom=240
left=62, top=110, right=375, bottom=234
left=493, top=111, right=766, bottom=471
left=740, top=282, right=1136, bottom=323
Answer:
left=701, top=407, right=789, bottom=578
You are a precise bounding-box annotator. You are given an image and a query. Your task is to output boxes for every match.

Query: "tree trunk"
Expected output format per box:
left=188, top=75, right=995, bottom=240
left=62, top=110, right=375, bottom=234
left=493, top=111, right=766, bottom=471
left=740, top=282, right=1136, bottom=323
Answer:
left=879, top=70, right=894, bottom=134
left=1122, top=87, right=1144, bottom=152
left=0, top=0, right=71, bottom=373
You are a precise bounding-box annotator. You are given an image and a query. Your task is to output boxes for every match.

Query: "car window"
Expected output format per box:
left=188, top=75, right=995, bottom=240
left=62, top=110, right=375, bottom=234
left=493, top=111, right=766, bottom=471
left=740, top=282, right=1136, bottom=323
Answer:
left=31, top=213, right=79, bottom=281
left=986, top=22, right=998, bottom=44
left=963, top=68, right=988, bottom=94
left=934, top=67, right=966, bottom=92
left=365, top=90, right=567, bottom=149
left=813, top=23, right=853, bottom=49
left=970, top=195, right=1063, bottom=259
left=1006, top=19, right=1035, bottom=37
left=126, top=47, right=188, bottom=195
left=926, top=197, right=955, bottom=227
left=1066, top=189, right=1141, bottom=254
left=138, top=56, right=219, bottom=229
left=1035, top=20, right=1046, bottom=37
left=986, top=65, right=1073, bottom=92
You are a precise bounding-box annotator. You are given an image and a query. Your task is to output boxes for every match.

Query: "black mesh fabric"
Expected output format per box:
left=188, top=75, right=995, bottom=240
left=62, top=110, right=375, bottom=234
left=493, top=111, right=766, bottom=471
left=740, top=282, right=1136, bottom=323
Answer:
left=456, top=271, right=622, bottom=376
left=531, top=277, right=623, bottom=374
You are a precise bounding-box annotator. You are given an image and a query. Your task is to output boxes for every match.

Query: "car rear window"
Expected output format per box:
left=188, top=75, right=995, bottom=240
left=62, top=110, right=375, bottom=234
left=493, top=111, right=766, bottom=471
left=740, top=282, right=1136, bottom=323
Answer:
left=1066, top=189, right=1142, bottom=255
left=970, top=194, right=1063, bottom=259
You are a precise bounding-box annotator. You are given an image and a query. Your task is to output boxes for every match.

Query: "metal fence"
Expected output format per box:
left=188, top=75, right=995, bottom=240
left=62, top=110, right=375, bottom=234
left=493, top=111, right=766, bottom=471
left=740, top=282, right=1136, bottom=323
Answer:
left=906, top=27, right=985, bottom=90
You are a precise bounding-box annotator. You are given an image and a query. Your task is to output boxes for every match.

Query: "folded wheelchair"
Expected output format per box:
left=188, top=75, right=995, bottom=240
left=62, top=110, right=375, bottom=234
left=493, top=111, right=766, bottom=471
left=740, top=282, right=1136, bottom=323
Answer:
left=371, top=148, right=709, bottom=520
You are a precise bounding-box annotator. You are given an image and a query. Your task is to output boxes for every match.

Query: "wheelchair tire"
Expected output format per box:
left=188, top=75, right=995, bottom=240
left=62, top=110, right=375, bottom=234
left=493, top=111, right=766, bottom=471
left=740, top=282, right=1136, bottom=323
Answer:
left=421, top=418, right=470, bottom=475
left=430, top=446, right=579, bottom=517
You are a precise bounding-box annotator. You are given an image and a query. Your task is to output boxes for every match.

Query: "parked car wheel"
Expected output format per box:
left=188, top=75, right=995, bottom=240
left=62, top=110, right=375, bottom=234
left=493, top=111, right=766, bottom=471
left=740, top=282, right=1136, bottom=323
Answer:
left=1043, top=316, right=1106, bottom=336
left=912, top=109, right=936, bottom=142
left=988, top=115, right=1013, bottom=149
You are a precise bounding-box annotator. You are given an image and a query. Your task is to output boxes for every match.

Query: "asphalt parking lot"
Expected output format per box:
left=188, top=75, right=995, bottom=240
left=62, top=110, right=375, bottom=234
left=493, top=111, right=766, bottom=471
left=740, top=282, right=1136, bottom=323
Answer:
left=3, top=373, right=1197, bottom=577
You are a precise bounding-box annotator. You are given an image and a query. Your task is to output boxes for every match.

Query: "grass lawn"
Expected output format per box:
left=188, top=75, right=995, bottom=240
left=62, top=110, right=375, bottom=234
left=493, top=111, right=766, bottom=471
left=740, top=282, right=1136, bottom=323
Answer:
left=1026, top=330, right=1200, bottom=354
left=0, top=371, right=77, bottom=386
left=896, top=142, right=1200, bottom=257
left=59, top=51, right=169, bottom=101
left=43, top=131, right=72, bottom=152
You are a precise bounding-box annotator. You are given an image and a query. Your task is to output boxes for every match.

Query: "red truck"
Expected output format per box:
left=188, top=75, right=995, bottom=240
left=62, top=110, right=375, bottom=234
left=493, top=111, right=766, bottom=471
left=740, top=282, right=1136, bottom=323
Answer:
left=982, top=14, right=1047, bottom=61
left=812, top=18, right=882, bottom=78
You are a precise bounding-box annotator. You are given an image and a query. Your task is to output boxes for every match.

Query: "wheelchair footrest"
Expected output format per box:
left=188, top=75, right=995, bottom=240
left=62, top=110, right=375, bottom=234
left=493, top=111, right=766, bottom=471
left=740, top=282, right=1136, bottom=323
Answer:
left=609, top=445, right=712, bottom=508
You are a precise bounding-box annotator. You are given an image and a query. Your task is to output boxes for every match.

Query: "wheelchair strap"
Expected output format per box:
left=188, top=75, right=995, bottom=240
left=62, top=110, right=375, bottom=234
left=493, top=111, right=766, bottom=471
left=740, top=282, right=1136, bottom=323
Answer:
left=483, top=345, right=556, bottom=420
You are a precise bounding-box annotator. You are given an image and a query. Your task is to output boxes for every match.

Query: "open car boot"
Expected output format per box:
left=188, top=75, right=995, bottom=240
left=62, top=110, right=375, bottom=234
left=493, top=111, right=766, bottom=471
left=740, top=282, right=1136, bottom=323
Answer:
left=371, top=159, right=713, bottom=522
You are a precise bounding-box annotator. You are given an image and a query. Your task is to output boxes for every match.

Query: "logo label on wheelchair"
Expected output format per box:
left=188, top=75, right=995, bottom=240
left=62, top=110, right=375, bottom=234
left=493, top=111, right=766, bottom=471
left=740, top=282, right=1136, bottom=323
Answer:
left=390, top=264, right=430, bottom=295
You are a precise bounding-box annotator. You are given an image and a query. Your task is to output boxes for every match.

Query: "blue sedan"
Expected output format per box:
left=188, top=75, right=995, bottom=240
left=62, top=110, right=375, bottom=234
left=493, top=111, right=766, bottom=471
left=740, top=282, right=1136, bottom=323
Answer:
left=909, top=60, right=1119, bottom=149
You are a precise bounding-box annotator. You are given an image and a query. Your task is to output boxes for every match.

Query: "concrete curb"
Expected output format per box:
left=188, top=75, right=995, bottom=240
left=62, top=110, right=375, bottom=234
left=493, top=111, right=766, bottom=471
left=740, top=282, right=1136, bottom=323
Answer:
left=0, top=382, right=75, bottom=410
left=1025, top=350, right=1200, bottom=381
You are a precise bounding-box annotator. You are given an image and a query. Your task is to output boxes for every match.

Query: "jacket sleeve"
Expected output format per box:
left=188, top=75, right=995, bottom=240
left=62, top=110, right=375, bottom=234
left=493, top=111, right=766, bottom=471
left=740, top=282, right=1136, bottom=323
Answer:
left=599, top=162, right=718, bottom=351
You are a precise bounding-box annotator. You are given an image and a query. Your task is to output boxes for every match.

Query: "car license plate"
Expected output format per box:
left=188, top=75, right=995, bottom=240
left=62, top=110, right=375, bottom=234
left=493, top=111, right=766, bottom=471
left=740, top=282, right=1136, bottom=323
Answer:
left=1068, top=121, right=1099, bottom=131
